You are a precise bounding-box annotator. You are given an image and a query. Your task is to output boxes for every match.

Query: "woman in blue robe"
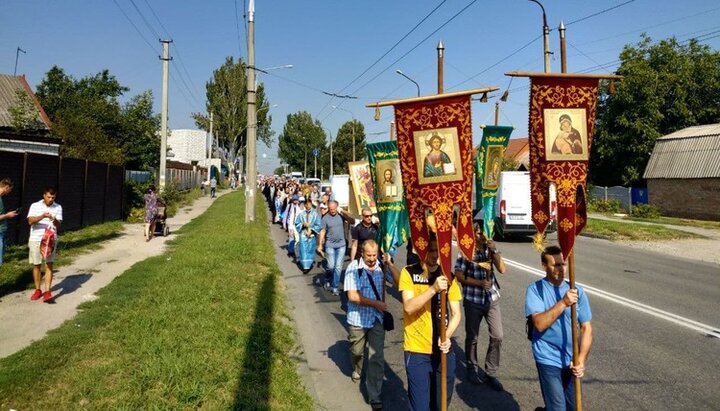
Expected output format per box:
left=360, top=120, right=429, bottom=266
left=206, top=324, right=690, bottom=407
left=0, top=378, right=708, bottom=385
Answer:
left=294, top=198, right=321, bottom=273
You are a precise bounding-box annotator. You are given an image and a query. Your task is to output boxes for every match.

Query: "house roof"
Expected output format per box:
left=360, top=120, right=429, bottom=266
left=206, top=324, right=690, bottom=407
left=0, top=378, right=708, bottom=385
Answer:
left=0, top=74, right=51, bottom=131
left=505, top=137, right=529, bottom=160
left=643, top=123, right=720, bottom=179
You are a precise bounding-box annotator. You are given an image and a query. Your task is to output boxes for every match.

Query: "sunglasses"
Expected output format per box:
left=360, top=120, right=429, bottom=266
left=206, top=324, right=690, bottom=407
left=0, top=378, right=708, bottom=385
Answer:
left=363, top=215, right=372, bottom=218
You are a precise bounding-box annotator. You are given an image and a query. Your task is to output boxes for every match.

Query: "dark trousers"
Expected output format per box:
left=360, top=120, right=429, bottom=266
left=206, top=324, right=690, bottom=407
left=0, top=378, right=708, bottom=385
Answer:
left=404, top=351, right=455, bottom=411
left=464, top=299, right=503, bottom=377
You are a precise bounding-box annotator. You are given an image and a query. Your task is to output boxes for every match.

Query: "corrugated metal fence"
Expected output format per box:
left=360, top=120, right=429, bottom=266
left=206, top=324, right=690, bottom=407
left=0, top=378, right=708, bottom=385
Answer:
left=0, top=150, right=124, bottom=245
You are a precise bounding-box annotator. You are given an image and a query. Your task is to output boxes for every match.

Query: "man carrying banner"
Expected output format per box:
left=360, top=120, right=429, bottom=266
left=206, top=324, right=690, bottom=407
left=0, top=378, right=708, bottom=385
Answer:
left=525, top=245, right=593, bottom=411
left=399, top=234, right=462, bottom=410
left=454, top=223, right=506, bottom=391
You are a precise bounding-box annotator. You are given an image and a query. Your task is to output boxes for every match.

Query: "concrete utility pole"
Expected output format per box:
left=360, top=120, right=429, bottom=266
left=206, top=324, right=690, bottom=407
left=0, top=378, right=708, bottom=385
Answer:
left=437, top=40, right=444, bottom=94
left=208, top=112, right=214, bottom=183
left=159, top=39, right=172, bottom=192
left=245, top=0, right=257, bottom=222
left=529, top=0, right=551, bottom=72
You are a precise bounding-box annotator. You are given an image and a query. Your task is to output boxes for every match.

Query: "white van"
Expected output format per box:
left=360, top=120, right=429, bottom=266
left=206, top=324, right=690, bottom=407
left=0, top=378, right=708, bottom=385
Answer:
left=306, top=177, right=321, bottom=187
left=485, top=171, right=556, bottom=239
left=290, top=171, right=303, bottom=180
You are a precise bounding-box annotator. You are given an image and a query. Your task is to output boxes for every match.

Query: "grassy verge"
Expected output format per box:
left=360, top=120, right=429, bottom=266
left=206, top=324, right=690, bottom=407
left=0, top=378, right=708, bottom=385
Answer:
left=624, top=215, right=720, bottom=230
left=0, top=191, right=313, bottom=410
left=584, top=218, right=704, bottom=241
left=0, top=221, right=125, bottom=298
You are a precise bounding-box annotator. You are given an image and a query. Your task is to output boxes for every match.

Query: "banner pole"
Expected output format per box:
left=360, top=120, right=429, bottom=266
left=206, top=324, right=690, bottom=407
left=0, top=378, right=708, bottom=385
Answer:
left=569, top=249, right=582, bottom=411
left=440, top=290, right=448, bottom=411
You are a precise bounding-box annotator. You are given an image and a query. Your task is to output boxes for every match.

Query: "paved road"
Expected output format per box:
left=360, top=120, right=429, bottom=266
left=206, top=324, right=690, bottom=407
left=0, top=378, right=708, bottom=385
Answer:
left=274, top=217, right=720, bottom=411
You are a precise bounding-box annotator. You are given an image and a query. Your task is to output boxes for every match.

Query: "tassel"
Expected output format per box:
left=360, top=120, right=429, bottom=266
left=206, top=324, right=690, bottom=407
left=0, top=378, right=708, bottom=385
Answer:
left=374, top=104, right=381, bottom=121
left=532, top=231, right=547, bottom=253
left=609, top=80, right=615, bottom=95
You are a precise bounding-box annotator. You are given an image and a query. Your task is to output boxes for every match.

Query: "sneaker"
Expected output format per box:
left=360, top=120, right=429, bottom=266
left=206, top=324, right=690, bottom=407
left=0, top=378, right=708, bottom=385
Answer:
left=467, top=368, right=483, bottom=385
left=42, top=291, right=54, bottom=303
left=324, top=282, right=331, bottom=291
left=332, top=288, right=339, bottom=296
left=351, top=371, right=361, bottom=383
left=370, top=401, right=383, bottom=410
left=30, top=289, right=42, bottom=301
left=484, top=375, right=504, bottom=392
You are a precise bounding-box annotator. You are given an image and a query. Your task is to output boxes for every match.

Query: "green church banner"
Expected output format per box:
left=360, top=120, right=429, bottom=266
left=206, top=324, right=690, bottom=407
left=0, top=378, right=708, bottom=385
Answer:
left=475, top=125, right=513, bottom=237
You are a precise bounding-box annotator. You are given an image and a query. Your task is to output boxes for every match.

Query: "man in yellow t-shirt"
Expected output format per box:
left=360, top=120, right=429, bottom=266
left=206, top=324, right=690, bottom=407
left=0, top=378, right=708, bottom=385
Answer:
left=399, top=234, right=462, bottom=411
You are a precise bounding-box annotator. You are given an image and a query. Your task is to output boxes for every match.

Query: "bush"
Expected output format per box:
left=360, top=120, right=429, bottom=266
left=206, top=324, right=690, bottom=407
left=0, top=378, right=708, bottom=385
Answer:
left=587, top=198, right=624, bottom=214
left=631, top=203, right=661, bottom=219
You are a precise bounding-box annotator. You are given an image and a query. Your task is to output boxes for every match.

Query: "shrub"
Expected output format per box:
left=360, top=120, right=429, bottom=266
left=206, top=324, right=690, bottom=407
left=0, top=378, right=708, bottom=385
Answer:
left=587, top=198, right=624, bottom=214
left=631, top=203, right=661, bottom=219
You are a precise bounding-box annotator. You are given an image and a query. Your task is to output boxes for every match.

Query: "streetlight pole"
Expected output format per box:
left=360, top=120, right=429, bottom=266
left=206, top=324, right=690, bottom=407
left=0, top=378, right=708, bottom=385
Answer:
left=396, top=69, right=420, bottom=97
left=159, top=39, right=172, bottom=192
left=324, top=127, right=334, bottom=178
left=331, top=105, right=356, bottom=161
left=529, top=0, right=551, bottom=73
left=245, top=0, right=257, bottom=222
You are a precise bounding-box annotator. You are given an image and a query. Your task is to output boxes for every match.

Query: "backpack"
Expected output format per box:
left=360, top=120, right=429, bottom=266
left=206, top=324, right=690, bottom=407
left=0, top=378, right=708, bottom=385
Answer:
left=526, top=280, right=544, bottom=341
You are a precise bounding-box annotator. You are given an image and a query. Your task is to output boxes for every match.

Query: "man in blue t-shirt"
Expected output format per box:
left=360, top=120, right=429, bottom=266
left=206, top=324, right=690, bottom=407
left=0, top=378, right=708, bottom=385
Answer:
left=525, top=245, right=593, bottom=411
left=317, top=200, right=354, bottom=295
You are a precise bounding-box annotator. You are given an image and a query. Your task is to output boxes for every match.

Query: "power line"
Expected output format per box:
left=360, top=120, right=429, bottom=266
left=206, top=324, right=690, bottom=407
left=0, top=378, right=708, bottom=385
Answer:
left=128, top=0, right=161, bottom=40
left=111, top=0, right=158, bottom=54
left=234, top=0, right=244, bottom=58
left=565, top=0, right=636, bottom=27
left=315, top=0, right=449, bottom=118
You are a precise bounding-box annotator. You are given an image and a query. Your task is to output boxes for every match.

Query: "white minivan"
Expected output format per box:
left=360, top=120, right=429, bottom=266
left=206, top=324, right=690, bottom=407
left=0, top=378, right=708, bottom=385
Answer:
left=487, top=171, right=556, bottom=239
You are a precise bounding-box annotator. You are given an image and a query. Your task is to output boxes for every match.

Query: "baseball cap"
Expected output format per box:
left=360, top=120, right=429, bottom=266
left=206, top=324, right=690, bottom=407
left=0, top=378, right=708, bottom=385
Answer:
left=291, top=195, right=299, bottom=201
left=298, top=196, right=306, bottom=202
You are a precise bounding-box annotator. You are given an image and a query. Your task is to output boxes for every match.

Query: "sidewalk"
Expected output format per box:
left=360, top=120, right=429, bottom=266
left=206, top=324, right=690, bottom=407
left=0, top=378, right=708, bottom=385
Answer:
left=588, top=213, right=720, bottom=265
left=0, top=190, right=228, bottom=358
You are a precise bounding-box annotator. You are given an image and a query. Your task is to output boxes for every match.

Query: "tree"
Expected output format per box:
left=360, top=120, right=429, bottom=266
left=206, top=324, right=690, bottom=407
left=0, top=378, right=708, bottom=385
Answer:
left=331, top=120, right=366, bottom=174
left=592, top=35, right=720, bottom=186
left=9, top=89, right=43, bottom=131
left=192, top=56, right=274, bottom=163
left=277, top=111, right=327, bottom=176
left=35, top=66, right=160, bottom=167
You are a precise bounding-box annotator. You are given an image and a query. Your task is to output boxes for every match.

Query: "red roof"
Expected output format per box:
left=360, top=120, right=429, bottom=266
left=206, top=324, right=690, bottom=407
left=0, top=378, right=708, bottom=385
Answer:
left=505, top=137, right=528, bottom=160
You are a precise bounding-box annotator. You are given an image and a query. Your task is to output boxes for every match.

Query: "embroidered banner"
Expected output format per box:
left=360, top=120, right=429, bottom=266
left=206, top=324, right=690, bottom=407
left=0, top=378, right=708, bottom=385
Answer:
left=528, top=76, right=599, bottom=258
left=366, top=141, right=410, bottom=255
left=394, top=95, right=476, bottom=280
left=475, top=125, right=513, bottom=238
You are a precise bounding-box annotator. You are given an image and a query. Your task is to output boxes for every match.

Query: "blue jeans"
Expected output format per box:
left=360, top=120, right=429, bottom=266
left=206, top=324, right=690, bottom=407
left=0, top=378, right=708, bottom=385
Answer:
left=324, top=245, right=345, bottom=288
left=0, top=232, right=5, bottom=267
left=404, top=351, right=455, bottom=411
left=536, top=362, right=577, bottom=411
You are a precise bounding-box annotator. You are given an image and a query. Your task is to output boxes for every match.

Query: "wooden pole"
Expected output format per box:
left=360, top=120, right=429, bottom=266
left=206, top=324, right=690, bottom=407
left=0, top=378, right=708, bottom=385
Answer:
left=438, top=40, right=448, bottom=411
left=494, top=101, right=500, bottom=126
left=437, top=40, right=444, bottom=94
left=568, top=250, right=582, bottom=411
left=559, top=21, right=567, bottom=73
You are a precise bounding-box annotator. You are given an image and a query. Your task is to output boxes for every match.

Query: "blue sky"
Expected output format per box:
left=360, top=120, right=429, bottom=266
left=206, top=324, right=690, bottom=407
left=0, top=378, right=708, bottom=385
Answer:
left=2, top=0, right=719, bottom=174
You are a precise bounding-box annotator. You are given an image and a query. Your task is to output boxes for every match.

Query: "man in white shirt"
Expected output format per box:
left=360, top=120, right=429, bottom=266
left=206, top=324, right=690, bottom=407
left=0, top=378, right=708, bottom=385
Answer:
left=27, top=187, right=63, bottom=302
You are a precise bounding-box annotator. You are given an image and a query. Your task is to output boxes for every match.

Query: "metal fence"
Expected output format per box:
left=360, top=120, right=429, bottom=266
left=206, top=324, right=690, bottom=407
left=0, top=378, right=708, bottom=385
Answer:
left=125, top=168, right=205, bottom=191
left=588, top=185, right=649, bottom=213
left=0, top=151, right=124, bottom=245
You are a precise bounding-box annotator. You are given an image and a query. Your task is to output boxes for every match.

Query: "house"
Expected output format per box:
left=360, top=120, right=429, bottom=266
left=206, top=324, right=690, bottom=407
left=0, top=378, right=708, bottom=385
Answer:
left=505, top=137, right=529, bottom=170
left=0, top=74, right=59, bottom=155
left=167, top=129, right=208, bottom=164
left=643, top=124, right=720, bottom=220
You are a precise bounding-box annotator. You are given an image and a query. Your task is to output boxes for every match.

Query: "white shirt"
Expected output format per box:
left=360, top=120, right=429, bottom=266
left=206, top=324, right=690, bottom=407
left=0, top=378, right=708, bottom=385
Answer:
left=27, top=200, right=63, bottom=242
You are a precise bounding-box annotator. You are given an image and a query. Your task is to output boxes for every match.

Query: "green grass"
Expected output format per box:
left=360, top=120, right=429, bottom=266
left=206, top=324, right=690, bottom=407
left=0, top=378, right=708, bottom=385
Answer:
left=0, top=221, right=125, bottom=298
left=584, top=218, right=705, bottom=241
left=0, top=192, right=314, bottom=410
left=624, top=215, right=720, bottom=230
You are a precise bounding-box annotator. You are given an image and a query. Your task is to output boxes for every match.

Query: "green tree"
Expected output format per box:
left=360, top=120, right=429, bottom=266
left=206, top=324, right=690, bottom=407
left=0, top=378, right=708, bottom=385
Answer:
left=592, top=35, right=720, bottom=186
left=277, top=111, right=327, bottom=176
left=192, top=57, right=274, bottom=163
left=331, top=120, right=366, bottom=174
left=9, top=89, right=43, bottom=131
left=35, top=66, right=159, bottom=167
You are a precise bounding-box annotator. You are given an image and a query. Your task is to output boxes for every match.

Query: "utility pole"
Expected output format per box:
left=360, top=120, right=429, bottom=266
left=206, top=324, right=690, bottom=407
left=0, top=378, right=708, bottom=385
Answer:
left=245, top=0, right=257, bottom=222
left=437, top=40, right=444, bottom=94
left=159, top=39, right=172, bottom=192
left=494, top=102, right=500, bottom=126
left=208, top=112, right=214, bottom=183
left=559, top=21, right=567, bottom=73
left=14, top=47, right=26, bottom=76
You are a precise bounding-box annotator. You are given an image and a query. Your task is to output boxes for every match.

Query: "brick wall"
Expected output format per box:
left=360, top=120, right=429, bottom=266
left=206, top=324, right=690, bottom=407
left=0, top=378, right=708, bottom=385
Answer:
left=648, top=178, right=720, bottom=220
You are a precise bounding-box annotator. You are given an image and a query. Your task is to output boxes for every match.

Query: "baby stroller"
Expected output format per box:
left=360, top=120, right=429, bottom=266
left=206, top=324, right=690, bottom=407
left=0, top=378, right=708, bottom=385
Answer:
left=153, top=198, right=170, bottom=237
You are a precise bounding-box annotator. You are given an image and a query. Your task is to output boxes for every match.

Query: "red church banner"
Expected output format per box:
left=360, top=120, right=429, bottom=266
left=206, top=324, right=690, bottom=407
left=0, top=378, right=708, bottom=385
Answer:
left=394, top=94, right=476, bottom=279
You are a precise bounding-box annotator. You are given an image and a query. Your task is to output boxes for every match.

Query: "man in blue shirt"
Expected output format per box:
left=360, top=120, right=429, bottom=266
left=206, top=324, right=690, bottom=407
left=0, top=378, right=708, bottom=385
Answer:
left=317, top=200, right=354, bottom=295
left=344, top=240, right=399, bottom=410
left=525, top=245, right=593, bottom=411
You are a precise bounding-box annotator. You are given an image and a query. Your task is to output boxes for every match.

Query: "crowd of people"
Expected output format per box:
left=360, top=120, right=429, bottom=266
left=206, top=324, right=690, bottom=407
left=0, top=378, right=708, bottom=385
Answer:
left=260, top=175, right=593, bottom=411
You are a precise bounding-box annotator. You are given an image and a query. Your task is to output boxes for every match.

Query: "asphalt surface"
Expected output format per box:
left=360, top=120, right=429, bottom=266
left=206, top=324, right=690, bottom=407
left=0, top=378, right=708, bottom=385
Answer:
left=273, top=216, right=720, bottom=411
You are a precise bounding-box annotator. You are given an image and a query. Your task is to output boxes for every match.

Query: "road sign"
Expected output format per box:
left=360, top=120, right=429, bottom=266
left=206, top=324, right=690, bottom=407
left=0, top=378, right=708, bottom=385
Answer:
left=313, top=148, right=320, bottom=157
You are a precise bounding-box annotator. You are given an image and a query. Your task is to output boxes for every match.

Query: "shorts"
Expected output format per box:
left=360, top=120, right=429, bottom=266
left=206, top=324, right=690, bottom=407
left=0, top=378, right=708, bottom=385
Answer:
left=28, top=240, right=56, bottom=265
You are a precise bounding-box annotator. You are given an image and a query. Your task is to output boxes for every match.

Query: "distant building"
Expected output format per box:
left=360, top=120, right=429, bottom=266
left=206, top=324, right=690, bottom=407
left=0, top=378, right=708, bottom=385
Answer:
left=505, top=137, right=529, bottom=171
left=643, top=124, right=720, bottom=220
left=0, top=74, right=59, bottom=155
left=167, top=129, right=208, bottom=164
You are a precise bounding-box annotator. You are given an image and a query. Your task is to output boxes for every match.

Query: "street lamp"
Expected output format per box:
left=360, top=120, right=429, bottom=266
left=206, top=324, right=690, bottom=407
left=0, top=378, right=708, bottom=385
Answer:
left=528, top=0, right=551, bottom=72
left=331, top=105, right=357, bottom=161
left=396, top=69, right=420, bottom=97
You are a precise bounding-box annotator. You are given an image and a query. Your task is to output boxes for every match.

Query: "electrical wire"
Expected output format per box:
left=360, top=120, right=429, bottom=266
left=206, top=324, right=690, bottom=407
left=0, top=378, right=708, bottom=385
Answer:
left=111, top=0, right=159, bottom=54
left=141, top=0, right=172, bottom=38
left=129, top=0, right=161, bottom=40
left=234, top=0, right=244, bottom=58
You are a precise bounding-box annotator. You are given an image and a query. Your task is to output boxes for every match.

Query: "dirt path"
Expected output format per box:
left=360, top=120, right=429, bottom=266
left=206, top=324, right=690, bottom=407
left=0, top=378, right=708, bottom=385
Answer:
left=0, top=191, right=228, bottom=358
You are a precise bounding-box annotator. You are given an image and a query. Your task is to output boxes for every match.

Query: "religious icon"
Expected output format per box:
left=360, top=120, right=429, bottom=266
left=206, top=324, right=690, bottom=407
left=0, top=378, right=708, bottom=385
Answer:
left=348, top=161, right=377, bottom=213
left=376, top=159, right=402, bottom=203
left=414, top=127, right=463, bottom=184
left=543, top=108, right=589, bottom=161
left=484, top=145, right=503, bottom=189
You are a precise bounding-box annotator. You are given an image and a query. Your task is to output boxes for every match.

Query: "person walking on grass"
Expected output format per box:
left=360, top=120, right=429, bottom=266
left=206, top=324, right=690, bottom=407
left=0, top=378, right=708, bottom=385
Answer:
left=210, top=176, right=217, bottom=198
left=0, top=178, right=19, bottom=269
left=454, top=224, right=507, bottom=391
left=27, top=187, right=63, bottom=303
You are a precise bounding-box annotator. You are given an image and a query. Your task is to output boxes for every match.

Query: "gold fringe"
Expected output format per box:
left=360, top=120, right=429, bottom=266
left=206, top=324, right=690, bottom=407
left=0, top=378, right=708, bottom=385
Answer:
left=533, top=231, right=547, bottom=253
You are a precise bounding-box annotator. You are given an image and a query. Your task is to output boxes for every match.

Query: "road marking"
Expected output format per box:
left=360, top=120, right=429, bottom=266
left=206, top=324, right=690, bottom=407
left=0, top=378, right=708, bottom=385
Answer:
left=505, top=258, right=720, bottom=339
